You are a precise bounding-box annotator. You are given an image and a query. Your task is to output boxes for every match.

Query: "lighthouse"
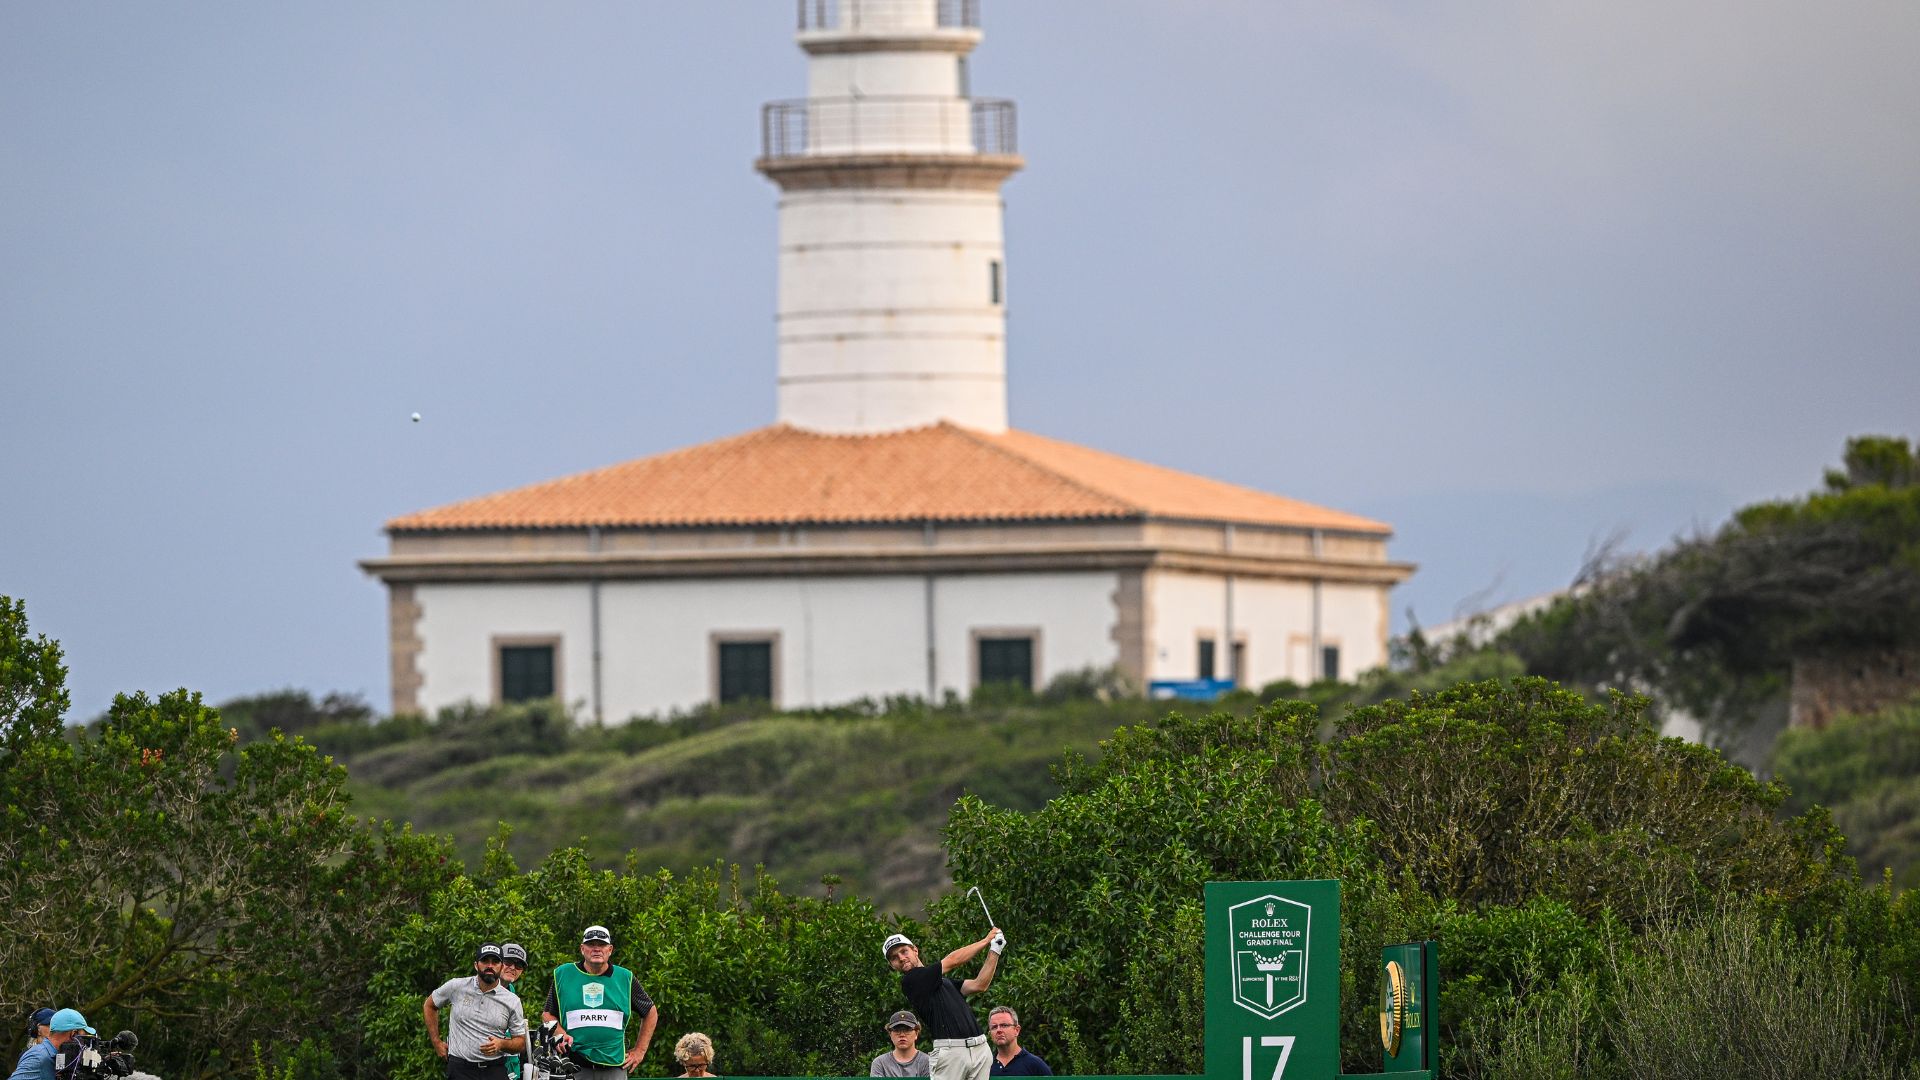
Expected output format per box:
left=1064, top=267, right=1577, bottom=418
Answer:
left=363, top=2, right=1412, bottom=722
left=757, top=0, right=1020, bottom=434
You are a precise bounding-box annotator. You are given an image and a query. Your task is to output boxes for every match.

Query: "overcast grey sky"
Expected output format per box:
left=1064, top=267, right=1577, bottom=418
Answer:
left=5, top=2, right=1916, bottom=719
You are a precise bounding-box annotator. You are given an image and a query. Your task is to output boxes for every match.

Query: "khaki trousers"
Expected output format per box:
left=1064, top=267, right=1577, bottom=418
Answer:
left=929, top=1036, right=990, bottom=1080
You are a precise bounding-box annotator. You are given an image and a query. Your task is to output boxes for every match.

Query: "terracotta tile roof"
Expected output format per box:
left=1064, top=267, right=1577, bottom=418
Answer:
left=385, top=423, right=1391, bottom=534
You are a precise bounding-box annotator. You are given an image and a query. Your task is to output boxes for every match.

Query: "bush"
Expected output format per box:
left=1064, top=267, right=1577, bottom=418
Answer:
left=363, top=851, right=900, bottom=1079
left=942, top=680, right=1869, bottom=1075
left=1774, top=696, right=1920, bottom=889
left=1324, top=678, right=1853, bottom=923
left=1607, top=904, right=1911, bottom=1080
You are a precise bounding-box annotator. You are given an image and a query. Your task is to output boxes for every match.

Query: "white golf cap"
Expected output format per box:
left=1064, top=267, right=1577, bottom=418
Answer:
left=582, top=925, right=613, bottom=944
left=882, top=933, right=914, bottom=958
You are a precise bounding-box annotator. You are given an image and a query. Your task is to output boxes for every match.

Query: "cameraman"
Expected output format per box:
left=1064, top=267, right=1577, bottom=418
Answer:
left=22, top=1010, right=53, bottom=1051
left=7, top=1009, right=89, bottom=1080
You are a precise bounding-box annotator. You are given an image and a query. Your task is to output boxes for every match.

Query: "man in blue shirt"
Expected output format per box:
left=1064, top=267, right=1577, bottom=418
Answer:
left=21, top=1010, right=53, bottom=1051
left=9, top=1009, right=92, bottom=1080
left=985, top=1007, right=1050, bottom=1076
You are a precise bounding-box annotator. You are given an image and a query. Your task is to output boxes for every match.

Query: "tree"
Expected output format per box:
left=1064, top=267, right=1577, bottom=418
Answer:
left=0, top=596, right=457, bottom=1078
left=937, top=680, right=1858, bottom=1075
left=362, top=850, right=899, bottom=1079
left=1497, top=435, right=1920, bottom=733
left=1322, top=678, right=1850, bottom=919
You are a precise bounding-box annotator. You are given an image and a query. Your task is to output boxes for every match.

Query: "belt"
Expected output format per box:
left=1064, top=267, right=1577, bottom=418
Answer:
left=932, top=1036, right=987, bottom=1047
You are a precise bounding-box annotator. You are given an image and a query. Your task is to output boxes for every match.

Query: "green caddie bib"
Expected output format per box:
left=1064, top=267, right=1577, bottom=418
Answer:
left=552, top=962, right=633, bottom=1066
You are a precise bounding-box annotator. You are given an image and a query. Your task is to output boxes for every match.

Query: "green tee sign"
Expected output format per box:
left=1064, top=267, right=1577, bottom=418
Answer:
left=1378, top=941, right=1437, bottom=1074
left=1205, top=880, right=1342, bottom=1080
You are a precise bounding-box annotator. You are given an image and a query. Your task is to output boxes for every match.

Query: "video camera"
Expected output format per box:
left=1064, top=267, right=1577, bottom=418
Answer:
left=528, top=1020, right=577, bottom=1080
left=54, top=1029, right=138, bottom=1080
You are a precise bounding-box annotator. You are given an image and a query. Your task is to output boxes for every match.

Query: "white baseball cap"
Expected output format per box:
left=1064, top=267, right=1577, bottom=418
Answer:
left=882, top=933, right=915, bottom=959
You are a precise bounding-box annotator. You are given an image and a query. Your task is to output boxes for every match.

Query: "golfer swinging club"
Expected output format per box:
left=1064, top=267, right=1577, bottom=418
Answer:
left=884, top=924, right=1004, bottom=1080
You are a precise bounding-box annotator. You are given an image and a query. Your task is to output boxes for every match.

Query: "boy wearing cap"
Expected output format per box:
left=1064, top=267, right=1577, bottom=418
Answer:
left=8, top=1009, right=90, bottom=1080
left=499, top=944, right=529, bottom=1080
left=883, top=929, right=1002, bottom=1080
left=543, top=924, right=656, bottom=1080
left=869, top=1010, right=930, bottom=1078
left=424, top=943, right=529, bottom=1080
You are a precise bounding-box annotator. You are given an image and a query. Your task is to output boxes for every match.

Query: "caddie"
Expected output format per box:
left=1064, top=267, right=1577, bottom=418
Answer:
left=884, top=928, right=1003, bottom=1080
left=543, top=924, right=657, bottom=1080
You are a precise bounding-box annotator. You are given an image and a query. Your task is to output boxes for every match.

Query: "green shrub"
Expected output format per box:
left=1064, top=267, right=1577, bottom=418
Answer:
left=1606, top=904, right=1911, bottom=1080
left=363, top=851, right=900, bottom=1079
left=1474, top=970, right=1612, bottom=1080
left=1774, top=696, right=1920, bottom=889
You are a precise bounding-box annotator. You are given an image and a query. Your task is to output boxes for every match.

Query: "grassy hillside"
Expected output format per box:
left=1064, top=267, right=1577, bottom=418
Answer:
left=221, top=687, right=1169, bottom=914
left=214, top=655, right=1558, bottom=914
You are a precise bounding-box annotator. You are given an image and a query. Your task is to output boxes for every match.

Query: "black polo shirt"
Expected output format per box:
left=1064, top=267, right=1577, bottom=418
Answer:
left=900, top=965, right=981, bottom=1040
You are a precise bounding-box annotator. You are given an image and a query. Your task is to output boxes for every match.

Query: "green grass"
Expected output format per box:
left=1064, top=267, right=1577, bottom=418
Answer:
left=301, top=693, right=1175, bottom=914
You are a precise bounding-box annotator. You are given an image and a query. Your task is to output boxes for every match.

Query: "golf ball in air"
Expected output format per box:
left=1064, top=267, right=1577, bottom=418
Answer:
left=411, top=412, right=421, bottom=422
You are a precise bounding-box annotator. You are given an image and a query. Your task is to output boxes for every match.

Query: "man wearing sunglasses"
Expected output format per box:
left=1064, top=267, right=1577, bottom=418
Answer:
left=425, top=943, right=529, bottom=1080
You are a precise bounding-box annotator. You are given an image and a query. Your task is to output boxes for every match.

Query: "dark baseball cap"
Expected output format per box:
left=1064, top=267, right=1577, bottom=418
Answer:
left=30, top=1008, right=54, bottom=1027
left=886, top=1011, right=921, bottom=1031
left=477, top=943, right=504, bottom=961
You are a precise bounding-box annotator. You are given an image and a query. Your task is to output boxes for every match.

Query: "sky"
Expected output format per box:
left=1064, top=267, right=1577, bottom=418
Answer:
left=4, top=2, right=1917, bottom=719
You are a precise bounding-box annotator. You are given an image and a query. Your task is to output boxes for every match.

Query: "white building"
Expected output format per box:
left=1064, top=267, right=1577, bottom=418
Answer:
left=361, top=0, right=1414, bottom=720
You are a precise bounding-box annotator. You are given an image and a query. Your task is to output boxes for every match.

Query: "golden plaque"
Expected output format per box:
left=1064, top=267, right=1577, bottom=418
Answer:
left=1378, top=959, right=1407, bottom=1056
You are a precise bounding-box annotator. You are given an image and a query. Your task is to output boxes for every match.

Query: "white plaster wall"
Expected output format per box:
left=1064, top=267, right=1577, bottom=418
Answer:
left=779, top=379, right=1007, bottom=436
left=596, top=576, right=927, bottom=717
left=781, top=192, right=1005, bottom=247
left=847, top=0, right=939, bottom=32
left=1225, top=578, right=1317, bottom=687
left=1319, top=582, right=1389, bottom=680
left=809, top=53, right=961, bottom=101
left=930, top=571, right=1122, bottom=693
left=777, top=189, right=1008, bottom=432
left=1147, top=572, right=1388, bottom=687
left=410, top=571, right=1124, bottom=720
left=1146, top=571, right=1226, bottom=682
left=414, top=583, right=594, bottom=714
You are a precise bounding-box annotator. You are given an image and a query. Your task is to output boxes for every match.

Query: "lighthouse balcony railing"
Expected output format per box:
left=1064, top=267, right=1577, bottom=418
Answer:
left=761, top=96, right=1016, bottom=159
left=797, top=0, right=978, bottom=32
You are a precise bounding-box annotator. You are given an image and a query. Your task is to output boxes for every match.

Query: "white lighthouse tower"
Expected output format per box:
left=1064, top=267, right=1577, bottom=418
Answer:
left=366, top=3, right=1414, bottom=726
left=757, top=0, right=1022, bottom=434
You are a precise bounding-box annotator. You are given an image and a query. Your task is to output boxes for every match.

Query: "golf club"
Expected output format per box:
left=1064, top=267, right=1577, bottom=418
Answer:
left=966, top=886, right=996, bottom=929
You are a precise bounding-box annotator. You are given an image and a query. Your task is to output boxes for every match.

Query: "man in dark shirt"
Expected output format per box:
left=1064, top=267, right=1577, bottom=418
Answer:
left=985, top=1007, right=1051, bottom=1076
left=884, top=929, right=1003, bottom=1080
